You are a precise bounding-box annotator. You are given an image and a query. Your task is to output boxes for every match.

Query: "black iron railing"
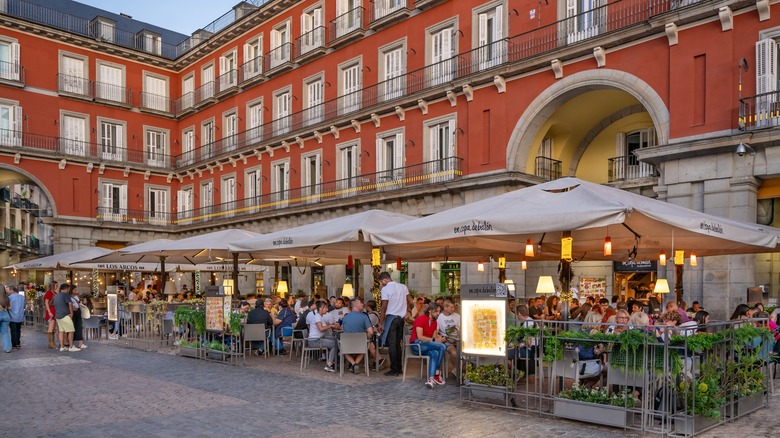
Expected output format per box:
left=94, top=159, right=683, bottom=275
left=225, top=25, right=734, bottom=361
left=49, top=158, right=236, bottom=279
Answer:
left=608, top=155, right=657, bottom=182
left=0, top=58, right=23, bottom=83
left=329, top=7, right=365, bottom=43
left=295, top=27, right=327, bottom=58
left=94, top=80, right=132, bottom=105
left=535, top=156, right=562, bottom=181
left=739, top=91, right=780, bottom=130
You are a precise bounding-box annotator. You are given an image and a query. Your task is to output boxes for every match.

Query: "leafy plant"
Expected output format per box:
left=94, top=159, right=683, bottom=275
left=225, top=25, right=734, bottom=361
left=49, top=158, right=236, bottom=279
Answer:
left=558, top=384, right=633, bottom=407
left=174, top=306, right=206, bottom=335
left=205, top=340, right=227, bottom=351
left=679, top=358, right=726, bottom=419
left=465, top=363, right=512, bottom=389
left=179, top=339, right=200, bottom=348
left=228, top=312, right=242, bottom=336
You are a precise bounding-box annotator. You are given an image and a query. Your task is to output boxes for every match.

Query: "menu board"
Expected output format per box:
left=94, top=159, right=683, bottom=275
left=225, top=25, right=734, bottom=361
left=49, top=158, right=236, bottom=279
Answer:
left=579, top=277, right=607, bottom=296
left=206, top=296, right=224, bottom=332
left=107, top=294, right=118, bottom=321
left=461, top=299, right=506, bottom=357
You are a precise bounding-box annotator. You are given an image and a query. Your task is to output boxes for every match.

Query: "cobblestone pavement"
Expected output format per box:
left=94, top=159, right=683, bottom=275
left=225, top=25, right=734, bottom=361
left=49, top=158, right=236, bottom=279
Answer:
left=2, top=328, right=778, bottom=437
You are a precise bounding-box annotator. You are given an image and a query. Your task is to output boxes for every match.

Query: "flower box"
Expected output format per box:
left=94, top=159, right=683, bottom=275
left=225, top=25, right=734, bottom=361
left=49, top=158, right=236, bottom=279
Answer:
left=178, top=345, right=200, bottom=358
left=553, top=398, right=630, bottom=428
left=125, top=304, right=145, bottom=313
left=672, top=413, right=720, bottom=436
left=466, top=382, right=508, bottom=403
left=206, top=349, right=228, bottom=361
left=731, top=394, right=765, bottom=418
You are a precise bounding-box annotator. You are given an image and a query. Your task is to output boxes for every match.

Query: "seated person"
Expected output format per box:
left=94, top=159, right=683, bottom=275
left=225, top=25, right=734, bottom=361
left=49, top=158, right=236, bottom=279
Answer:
left=272, top=299, right=296, bottom=355
left=341, top=298, right=384, bottom=373
left=606, top=309, right=630, bottom=334
left=246, top=302, right=273, bottom=355
left=410, top=302, right=447, bottom=389
left=365, top=299, right=381, bottom=330
left=307, top=300, right=339, bottom=372
left=436, top=299, right=461, bottom=378
left=294, top=300, right=316, bottom=339
left=654, top=310, right=682, bottom=342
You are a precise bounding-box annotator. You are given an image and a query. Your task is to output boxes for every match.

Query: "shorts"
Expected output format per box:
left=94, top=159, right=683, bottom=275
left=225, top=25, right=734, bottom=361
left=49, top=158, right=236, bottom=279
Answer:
left=56, top=315, right=75, bottom=333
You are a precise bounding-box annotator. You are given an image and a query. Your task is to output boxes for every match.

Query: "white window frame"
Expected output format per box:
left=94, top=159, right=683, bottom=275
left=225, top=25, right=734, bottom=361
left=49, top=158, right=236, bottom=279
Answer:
left=182, top=73, right=195, bottom=110
left=336, top=140, right=360, bottom=195
left=562, top=0, right=603, bottom=43
left=270, top=20, right=291, bottom=68
left=271, top=159, right=290, bottom=206
left=218, top=48, right=238, bottom=91
left=223, top=109, right=238, bottom=151
left=177, top=185, right=194, bottom=224
left=142, top=71, right=169, bottom=112
left=756, top=29, right=780, bottom=127
left=96, top=61, right=126, bottom=103
left=139, top=31, right=162, bottom=55
left=201, top=118, right=215, bottom=160
left=245, top=166, right=262, bottom=208
left=301, top=150, right=322, bottom=203
left=181, top=126, right=195, bottom=165
left=59, top=51, right=88, bottom=95
left=273, top=86, right=292, bottom=135
left=0, top=37, right=21, bottom=81
left=59, top=110, right=89, bottom=156
left=379, top=40, right=406, bottom=102
left=246, top=98, right=264, bottom=144
left=221, top=173, right=237, bottom=216
left=99, top=179, right=127, bottom=222
left=301, top=4, right=325, bottom=54
left=97, top=117, right=126, bottom=162
left=424, top=114, right=457, bottom=181
left=473, top=1, right=506, bottom=70
left=376, top=129, right=405, bottom=189
left=200, top=180, right=214, bottom=216
left=303, top=73, right=324, bottom=126
left=335, top=0, right=362, bottom=38
left=94, top=18, right=115, bottom=43
left=242, top=34, right=263, bottom=79
left=426, top=20, right=457, bottom=86
left=339, top=58, right=362, bottom=115
left=145, top=185, right=169, bottom=225
left=0, top=98, right=22, bottom=147
left=201, top=62, right=215, bottom=101
left=144, top=126, right=169, bottom=167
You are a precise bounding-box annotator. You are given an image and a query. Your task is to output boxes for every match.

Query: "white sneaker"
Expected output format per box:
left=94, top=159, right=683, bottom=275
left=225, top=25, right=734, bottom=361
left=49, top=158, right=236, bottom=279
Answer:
left=425, top=378, right=435, bottom=389
left=80, top=344, right=88, bottom=349
left=69, top=346, right=81, bottom=352
left=60, top=347, right=67, bottom=352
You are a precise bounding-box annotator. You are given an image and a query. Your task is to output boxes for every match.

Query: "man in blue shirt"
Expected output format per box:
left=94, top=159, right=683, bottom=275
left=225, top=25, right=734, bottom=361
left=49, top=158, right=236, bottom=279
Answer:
left=7, top=285, right=25, bottom=350
left=341, top=298, right=383, bottom=374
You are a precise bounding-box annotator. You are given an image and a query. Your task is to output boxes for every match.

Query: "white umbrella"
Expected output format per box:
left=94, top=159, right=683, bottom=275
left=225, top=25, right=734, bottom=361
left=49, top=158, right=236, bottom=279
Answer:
left=227, top=209, right=425, bottom=265
left=5, top=247, right=114, bottom=271
left=371, top=177, right=780, bottom=261
left=121, top=229, right=262, bottom=262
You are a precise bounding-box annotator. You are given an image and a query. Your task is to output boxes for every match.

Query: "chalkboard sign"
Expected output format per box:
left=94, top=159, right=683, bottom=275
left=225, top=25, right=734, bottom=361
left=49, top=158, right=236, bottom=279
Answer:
left=205, top=285, right=225, bottom=332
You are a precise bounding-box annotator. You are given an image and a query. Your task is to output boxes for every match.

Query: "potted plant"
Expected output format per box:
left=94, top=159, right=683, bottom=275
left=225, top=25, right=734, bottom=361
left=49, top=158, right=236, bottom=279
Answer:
left=464, top=363, right=511, bottom=403
left=555, top=384, right=634, bottom=428
left=205, top=340, right=229, bottom=361
left=673, top=357, right=726, bottom=435
left=177, top=339, right=201, bottom=358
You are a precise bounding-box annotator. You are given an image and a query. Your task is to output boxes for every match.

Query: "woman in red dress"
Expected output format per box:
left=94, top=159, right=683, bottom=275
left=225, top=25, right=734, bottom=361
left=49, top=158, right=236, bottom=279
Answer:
left=43, top=281, right=57, bottom=348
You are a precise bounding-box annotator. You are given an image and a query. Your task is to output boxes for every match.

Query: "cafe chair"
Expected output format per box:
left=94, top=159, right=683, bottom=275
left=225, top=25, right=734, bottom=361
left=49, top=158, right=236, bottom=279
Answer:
left=402, top=334, right=429, bottom=382
left=244, top=323, right=268, bottom=358
left=550, top=348, right=602, bottom=394
left=290, top=328, right=306, bottom=362
left=299, top=329, right=329, bottom=373
left=339, top=333, right=370, bottom=377
left=82, top=316, right=103, bottom=340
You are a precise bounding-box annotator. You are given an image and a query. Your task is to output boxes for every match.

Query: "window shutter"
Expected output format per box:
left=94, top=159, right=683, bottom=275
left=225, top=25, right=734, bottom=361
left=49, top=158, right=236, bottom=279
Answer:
left=494, top=5, right=504, bottom=40
left=120, top=184, right=128, bottom=210
left=219, top=56, right=227, bottom=75
left=115, top=124, right=123, bottom=149
left=478, top=13, right=488, bottom=46
left=12, top=105, right=22, bottom=139
left=756, top=39, right=778, bottom=95
left=566, top=0, right=577, bottom=17
left=430, top=125, right=440, bottom=161
left=9, top=42, right=19, bottom=76
left=302, top=12, right=312, bottom=35
left=394, top=133, right=404, bottom=169
left=314, top=7, right=323, bottom=28
left=243, top=43, right=250, bottom=64
left=615, top=132, right=625, bottom=156
left=376, top=138, right=384, bottom=171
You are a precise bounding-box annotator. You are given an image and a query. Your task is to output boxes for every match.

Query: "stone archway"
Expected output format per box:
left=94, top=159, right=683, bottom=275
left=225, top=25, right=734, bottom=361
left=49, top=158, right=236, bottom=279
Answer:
left=506, top=69, right=670, bottom=172
left=0, top=163, right=57, bottom=216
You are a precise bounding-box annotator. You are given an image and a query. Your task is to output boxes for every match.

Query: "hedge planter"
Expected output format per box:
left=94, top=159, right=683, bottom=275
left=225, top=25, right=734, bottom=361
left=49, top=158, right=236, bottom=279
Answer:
left=731, top=394, right=765, bottom=418
left=672, top=413, right=721, bottom=436
left=178, top=346, right=200, bottom=358
left=553, top=399, right=630, bottom=428
left=206, top=349, right=228, bottom=361
left=466, top=383, right=508, bottom=404
left=125, top=304, right=145, bottom=313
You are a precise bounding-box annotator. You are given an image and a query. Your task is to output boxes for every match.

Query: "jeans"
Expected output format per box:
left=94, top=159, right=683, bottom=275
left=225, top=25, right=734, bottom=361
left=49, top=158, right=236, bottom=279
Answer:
left=412, top=340, right=446, bottom=378
left=309, top=336, right=338, bottom=365
left=274, top=326, right=292, bottom=350
left=386, top=316, right=404, bottom=373
left=9, top=321, right=22, bottom=347
left=0, top=311, right=10, bottom=352
left=252, top=329, right=271, bottom=352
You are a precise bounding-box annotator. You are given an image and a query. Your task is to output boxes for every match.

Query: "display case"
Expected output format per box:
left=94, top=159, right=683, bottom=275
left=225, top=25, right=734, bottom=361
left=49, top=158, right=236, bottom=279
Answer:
left=460, top=283, right=507, bottom=357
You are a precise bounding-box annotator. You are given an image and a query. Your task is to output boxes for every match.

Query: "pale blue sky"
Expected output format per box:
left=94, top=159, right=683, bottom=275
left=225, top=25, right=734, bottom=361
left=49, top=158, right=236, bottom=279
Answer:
left=75, top=0, right=239, bottom=35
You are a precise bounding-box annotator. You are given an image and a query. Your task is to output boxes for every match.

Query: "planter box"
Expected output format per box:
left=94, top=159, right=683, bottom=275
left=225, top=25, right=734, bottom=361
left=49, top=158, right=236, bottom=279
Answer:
left=178, top=346, right=200, bottom=358
left=732, top=394, right=765, bottom=418
left=466, top=383, right=508, bottom=403
left=554, top=399, right=629, bottom=428
left=125, top=304, right=146, bottom=313
left=672, top=413, right=720, bottom=436
left=206, top=349, right=228, bottom=361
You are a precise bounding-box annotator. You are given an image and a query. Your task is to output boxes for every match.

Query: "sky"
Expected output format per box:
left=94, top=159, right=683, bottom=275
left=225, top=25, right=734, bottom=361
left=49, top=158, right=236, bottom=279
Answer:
left=75, top=0, right=240, bottom=35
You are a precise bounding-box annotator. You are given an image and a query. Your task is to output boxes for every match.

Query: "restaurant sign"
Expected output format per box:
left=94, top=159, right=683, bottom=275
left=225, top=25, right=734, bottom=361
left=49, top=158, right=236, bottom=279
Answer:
left=613, top=260, right=657, bottom=272
left=461, top=283, right=508, bottom=299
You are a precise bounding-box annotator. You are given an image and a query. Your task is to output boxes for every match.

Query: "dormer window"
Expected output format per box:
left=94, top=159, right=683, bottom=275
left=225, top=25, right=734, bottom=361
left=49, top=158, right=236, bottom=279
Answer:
left=90, top=17, right=115, bottom=43
left=136, top=30, right=161, bottom=55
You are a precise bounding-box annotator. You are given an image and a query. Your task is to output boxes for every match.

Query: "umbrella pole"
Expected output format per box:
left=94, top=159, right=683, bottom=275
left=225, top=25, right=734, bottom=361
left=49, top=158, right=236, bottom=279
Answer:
left=675, top=264, right=684, bottom=305
left=274, top=261, right=280, bottom=297
left=159, top=256, right=167, bottom=297
left=232, top=253, right=239, bottom=297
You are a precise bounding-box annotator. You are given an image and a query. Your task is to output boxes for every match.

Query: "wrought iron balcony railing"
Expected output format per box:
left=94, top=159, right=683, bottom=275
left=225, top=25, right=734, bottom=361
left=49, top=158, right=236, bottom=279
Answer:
left=608, top=155, right=657, bottom=182
left=0, top=58, right=23, bottom=84
left=57, top=73, right=92, bottom=98
left=534, top=156, right=562, bottom=181
left=94, top=80, right=132, bottom=105
left=139, top=91, right=173, bottom=113
left=329, top=7, right=366, bottom=44
left=295, top=27, right=327, bottom=59
left=739, top=91, right=780, bottom=130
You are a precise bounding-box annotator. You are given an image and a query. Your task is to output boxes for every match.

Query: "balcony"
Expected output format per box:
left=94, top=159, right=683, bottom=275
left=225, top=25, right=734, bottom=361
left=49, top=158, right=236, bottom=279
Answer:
left=295, top=27, right=327, bottom=64
left=57, top=73, right=92, bottom=100
left=740, top=91, right=780, bottom=130
left=534, top=156, right=562, bottom=181
left=264, top=43, right=294, bottom=77
left=194, top=81, right=216, bottom=107
left=95, top=207, right=174, bottom=226
left=368, top=1, right=411, bottom=30
left=413, top=0, right=448, bottom=10
left=328, top=7, right=366, bottom=49
left=159, top=157, right=463, bottom=226
left=0, top=128, right=174, bottom=169
left=173, top=92, right=196, bottom=117
left=139, top=92, right=173, bottom=115
left=238, top=55, right=264, bottom=88
left=608, top=155, right=657, bottom=183
left=94, top=80, right=132, bottom=107
left=215, top=69, right=238, bottom=97
left=0, top=58, right=24, bottom=87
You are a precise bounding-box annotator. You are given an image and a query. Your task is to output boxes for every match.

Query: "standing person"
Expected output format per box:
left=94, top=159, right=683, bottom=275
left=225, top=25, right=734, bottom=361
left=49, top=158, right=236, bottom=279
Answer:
left=410, top=302, right=447, bottom=388
left=8, top=284, right=26, bottom=350
left=70, top=286, right=87, bottom=350
left=53, top=283, right=79, bottom=352
left=44, top=281, right=58, bottom=349
left=378, top=271, right=412, bottom=377
left=0, top=283, right=11, bottom=353
left=437, top=299, right=461, bottom=378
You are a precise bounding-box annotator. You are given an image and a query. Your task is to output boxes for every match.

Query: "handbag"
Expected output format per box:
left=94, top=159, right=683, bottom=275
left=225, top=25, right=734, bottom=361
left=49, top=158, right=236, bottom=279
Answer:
left=79, top=303, right=91, bottom=319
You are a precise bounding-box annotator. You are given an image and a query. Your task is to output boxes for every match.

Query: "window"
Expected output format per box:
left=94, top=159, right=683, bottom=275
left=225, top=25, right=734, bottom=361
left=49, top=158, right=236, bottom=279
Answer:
left=340, top=61, right=361, bottom=114
left=182, top=74, right=195, bottom=110
left=223, top=111, right=238, bottom=151
left=535, top=138, right=560, bottom=180
left=143, top=73, right=168, bottom=112
left=301, top=152, right=322, bottom=202
left=475, top=3, right=506, bottom=69
left=380, top=44, right=405, bottom=101
left=177, top=187, right=193, bottom=223
left=98, top=119, right=124, bottom=162
left=202, top=119, right=215, bottom=159
left=375, top=0, right=405, bottom=21
left=304, top=75, right=324, bottom=125
left=145, top=128, right=168, bottom=167
left=301, top=6, right=324, bottom=53
left=221, top=175, right=236, bottom=215
left=376, top=131, right=405, bottom=188
left=201, top=63, right=215, bottom=100
left=245, top=167, right=262, bottom=208
left=247, top=100, right=264, bottom=143
left=756, top=36, right=779, bottom=127
left=613, top=128, right=656, bottom=180
left=60, top=113, right=88, bottom=156
left=100, top=181, right=127, bottom=222
left=218, top=50, right=237, bottom=91
left=270, top=21, right=291, bottom=69
left=201, top=181, right=213, bottom=215
left=242, top=35, right=263, bottom=79
left=335, top=0, right=362, bottom=38
left=426, top=117, right=457, bottom=181
left=93, top=18, right=115, bottom=43
left=0, top=39, right=20, bottom=81
left=0, top=101, right=21, bottom=146
left=565, top=0, right=602, bottom=43
left=271, top=161, right=289, bottom=206
left=181, top=128, right=194, bottom=164
left=337, top=142, right=360, bottom=194
left=96, top=62, right=125, bottom=103
left=274, top=88, right=291, bottom=134
left=60, top=54, right=87, bottom=95
left=138, top=31, right=162, bottom=55
left=428, top=24, right=454, bottom=85
left=147, top=187, right=168, bottom=224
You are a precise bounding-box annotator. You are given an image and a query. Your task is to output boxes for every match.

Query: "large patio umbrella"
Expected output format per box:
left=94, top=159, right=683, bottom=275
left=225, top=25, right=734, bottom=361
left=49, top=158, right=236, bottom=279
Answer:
left=370, top=177, right=780, bottom=262
left=5, top=247, right=115, bottom=271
